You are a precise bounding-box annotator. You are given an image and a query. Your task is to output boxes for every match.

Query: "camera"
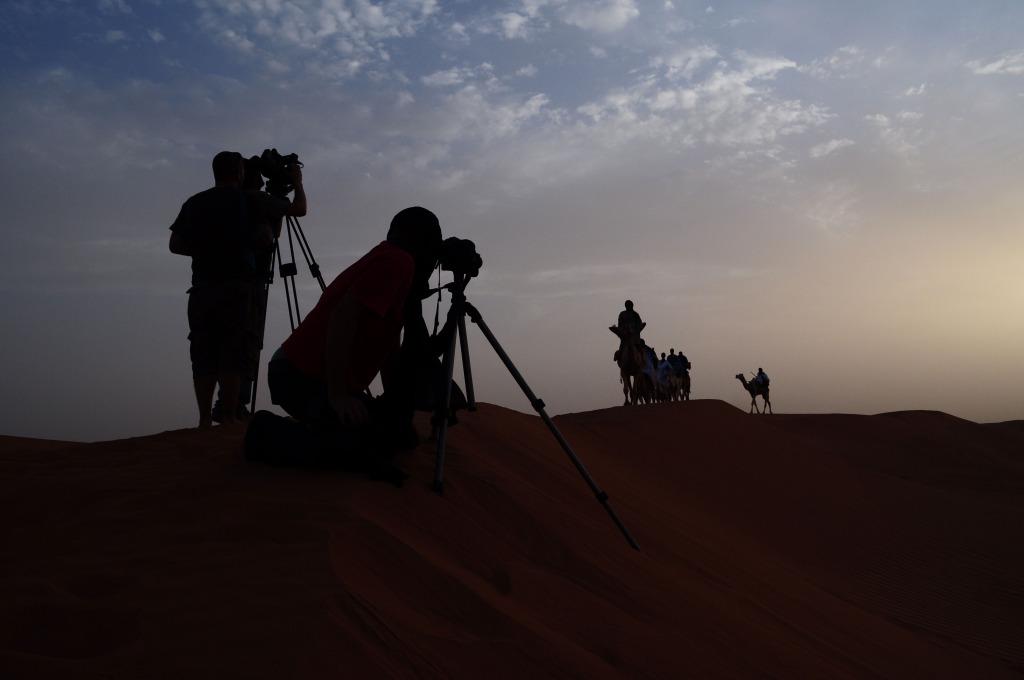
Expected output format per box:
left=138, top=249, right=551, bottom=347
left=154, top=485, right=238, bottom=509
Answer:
left=439, top=237, right=482, bottom=278
left=258, top=148, right=302, bottom=198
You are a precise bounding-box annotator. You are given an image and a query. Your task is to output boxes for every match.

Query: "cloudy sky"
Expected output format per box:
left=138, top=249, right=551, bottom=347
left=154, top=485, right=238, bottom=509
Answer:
left=2, top=0, right=1022, bottom=440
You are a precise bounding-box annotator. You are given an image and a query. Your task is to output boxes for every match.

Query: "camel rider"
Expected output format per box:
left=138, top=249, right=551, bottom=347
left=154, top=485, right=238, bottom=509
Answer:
left=617, top=300, right=645, bottom=342
left=668, top=348, right=685, bottom=375
left=755, top=367, right=769, bottom=387
left=610, top=300, right=646, bottom=362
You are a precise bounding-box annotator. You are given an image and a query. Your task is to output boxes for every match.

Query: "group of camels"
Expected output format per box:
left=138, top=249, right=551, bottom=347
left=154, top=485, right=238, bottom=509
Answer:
left=613, top=341, right=691, bottom=406
left=612, top=335, right=773, bottom=414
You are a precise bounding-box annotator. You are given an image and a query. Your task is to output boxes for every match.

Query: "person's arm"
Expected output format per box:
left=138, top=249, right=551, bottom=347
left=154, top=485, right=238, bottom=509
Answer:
left=325, top=291, right=371, bottom=425
left=286, top=165, right=307, bottom=217
left=169, top=202, right=193, bottom=255
left=169, top=231, right=192, bottom=255
left=253, top=223, right=274, bottom=249
left=247, top=193, right=277, bottom=248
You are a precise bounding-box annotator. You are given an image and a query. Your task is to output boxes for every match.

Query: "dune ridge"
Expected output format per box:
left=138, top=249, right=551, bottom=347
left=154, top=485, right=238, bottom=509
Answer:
left=1, top=401, right=1022, bottom=678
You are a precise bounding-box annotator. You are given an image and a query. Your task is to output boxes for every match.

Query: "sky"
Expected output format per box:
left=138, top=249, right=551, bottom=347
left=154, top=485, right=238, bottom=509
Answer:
left=1, top=0, right=1022, bottom=441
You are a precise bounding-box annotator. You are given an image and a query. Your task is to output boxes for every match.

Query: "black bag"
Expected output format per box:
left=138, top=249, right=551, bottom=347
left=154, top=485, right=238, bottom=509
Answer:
left=244, top=410, right=328, bottom=467
left=244, top=405, right=413, bottom=485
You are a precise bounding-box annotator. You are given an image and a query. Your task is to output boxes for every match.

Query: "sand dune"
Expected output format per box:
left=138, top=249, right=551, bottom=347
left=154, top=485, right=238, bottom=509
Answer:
left=1, top=401, right=1022, bottom=678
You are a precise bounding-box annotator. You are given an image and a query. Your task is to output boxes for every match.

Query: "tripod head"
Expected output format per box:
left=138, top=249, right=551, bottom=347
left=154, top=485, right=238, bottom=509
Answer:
left=425, top=272, right=471, bottom=300
left=448, top=272, right=471, bottom=302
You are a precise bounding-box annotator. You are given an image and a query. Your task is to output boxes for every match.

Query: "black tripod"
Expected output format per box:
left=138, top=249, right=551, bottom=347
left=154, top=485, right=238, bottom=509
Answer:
left=249, top=214, right=325, bottom=414
left=433, top=273, right=641, bottom=551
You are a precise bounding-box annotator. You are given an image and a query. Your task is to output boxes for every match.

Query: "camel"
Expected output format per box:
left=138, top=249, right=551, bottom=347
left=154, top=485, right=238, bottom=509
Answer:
left=638, top=346, right=662, bottom=404
left=736, top=373, right=772, bottom=414
left=611, top=328, right=645, bottom=405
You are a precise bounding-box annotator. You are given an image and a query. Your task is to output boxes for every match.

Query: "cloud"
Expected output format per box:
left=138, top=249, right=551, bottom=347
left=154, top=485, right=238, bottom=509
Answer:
left=865, top=112, right=924, bottom=157
left=802, top=45, right=865, bottom=79
left=903, top=83, right=926, bottom=96
left=967, top=50, right=1024, bottom=75
left=560, top=0, right=639, bottom=33
left=218, top=28, right=254, bottom=53
left=722, top=17, right=753, bottom=28
left=498, top=12, right=530, bottom=39
left=148, top=29, right=165, bottom=43
left=98, top=0, right=131, bottom=14
left=806, top=182, right=858, bottom=233
left=422, top=67, right=471, bottom=87
left=652, top=44, right=718, bottom=80
left=439, top=88, right=550, bottom=143
left=196, top=0, right=438, bottom=78
left=516, top=64, right=538, bottom=77
left=809, top=138, right=854, bottom=158
left=573, top=52, right=827, bottom=155
left=103, top=29, right=127, bottom=43
left=521, top=0, right=551, bottom=18
left=449, top=21, right=468, bottom=40
left=421, top=63, right=496, bottom=88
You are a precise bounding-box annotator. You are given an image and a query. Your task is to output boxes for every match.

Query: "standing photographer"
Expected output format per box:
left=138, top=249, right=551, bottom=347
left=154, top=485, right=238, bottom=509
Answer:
left=169, top=151, right=306, bottom=428
left=211, top=154, right=307, bottom=423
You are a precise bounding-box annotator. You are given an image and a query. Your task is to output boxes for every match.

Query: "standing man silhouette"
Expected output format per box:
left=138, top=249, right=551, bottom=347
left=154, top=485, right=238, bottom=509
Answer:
left=170, top=151, right=264, bottom=428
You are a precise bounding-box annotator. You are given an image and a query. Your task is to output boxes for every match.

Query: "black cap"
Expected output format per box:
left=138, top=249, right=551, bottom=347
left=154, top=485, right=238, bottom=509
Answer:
left=387, top=206, right=442, bottom=258
left=212, top=150, right=243, bottom=182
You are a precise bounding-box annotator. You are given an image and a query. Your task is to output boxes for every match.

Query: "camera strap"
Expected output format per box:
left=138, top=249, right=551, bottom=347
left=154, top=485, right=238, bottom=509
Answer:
left=432, top=265, right=442, bottom=337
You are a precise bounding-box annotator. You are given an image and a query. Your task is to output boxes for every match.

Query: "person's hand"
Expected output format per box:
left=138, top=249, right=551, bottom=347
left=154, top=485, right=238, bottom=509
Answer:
left=288, top=163, right=303, bottom=185
left=330, top=394, right=368, bottom=427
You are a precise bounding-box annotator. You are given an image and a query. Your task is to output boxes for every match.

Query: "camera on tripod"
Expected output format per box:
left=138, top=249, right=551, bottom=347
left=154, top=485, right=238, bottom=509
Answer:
left=257, top=148, right=302, bottom=198
left=439, top=237, right=482, bottom=278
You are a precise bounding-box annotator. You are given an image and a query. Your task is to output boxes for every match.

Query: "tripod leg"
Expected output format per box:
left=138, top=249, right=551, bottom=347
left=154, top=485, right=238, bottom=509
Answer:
left=464, top=303, right=640, bottom=551
left=433, top=319, right=461, bottom=494
left=276, top=239, right=296, bottom=331
left=288, top=216, right=326, bottom=292
left=249, top=247, right=277, bottom=415
left=285, top=224, right=302, bottom=321
left=457, top=315, right=476, bottom=411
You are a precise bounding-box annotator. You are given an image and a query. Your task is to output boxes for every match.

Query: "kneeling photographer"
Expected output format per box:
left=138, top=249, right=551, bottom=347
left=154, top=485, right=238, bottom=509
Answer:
left=246, top=206, right=458, bottom=473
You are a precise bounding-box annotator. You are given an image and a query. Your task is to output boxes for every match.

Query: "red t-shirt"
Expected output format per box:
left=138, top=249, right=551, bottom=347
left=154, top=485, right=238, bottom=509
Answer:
left=280, top=241, right=414, bottom=389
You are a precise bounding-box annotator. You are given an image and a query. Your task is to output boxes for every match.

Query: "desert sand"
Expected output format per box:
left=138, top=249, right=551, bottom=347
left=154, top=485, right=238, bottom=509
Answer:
left=1, top=401, right=1022, bottom=678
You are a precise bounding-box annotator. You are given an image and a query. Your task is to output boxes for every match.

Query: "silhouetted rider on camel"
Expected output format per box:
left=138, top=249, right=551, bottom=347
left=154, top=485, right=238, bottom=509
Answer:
left=610, top=300, right=646, bottom=363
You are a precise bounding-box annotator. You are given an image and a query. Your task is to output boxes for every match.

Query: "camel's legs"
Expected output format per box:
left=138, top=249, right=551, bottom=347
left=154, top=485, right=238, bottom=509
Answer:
left=750, top=397, right=760, bottom=414
left=764, top=397, right=772, bottom=414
